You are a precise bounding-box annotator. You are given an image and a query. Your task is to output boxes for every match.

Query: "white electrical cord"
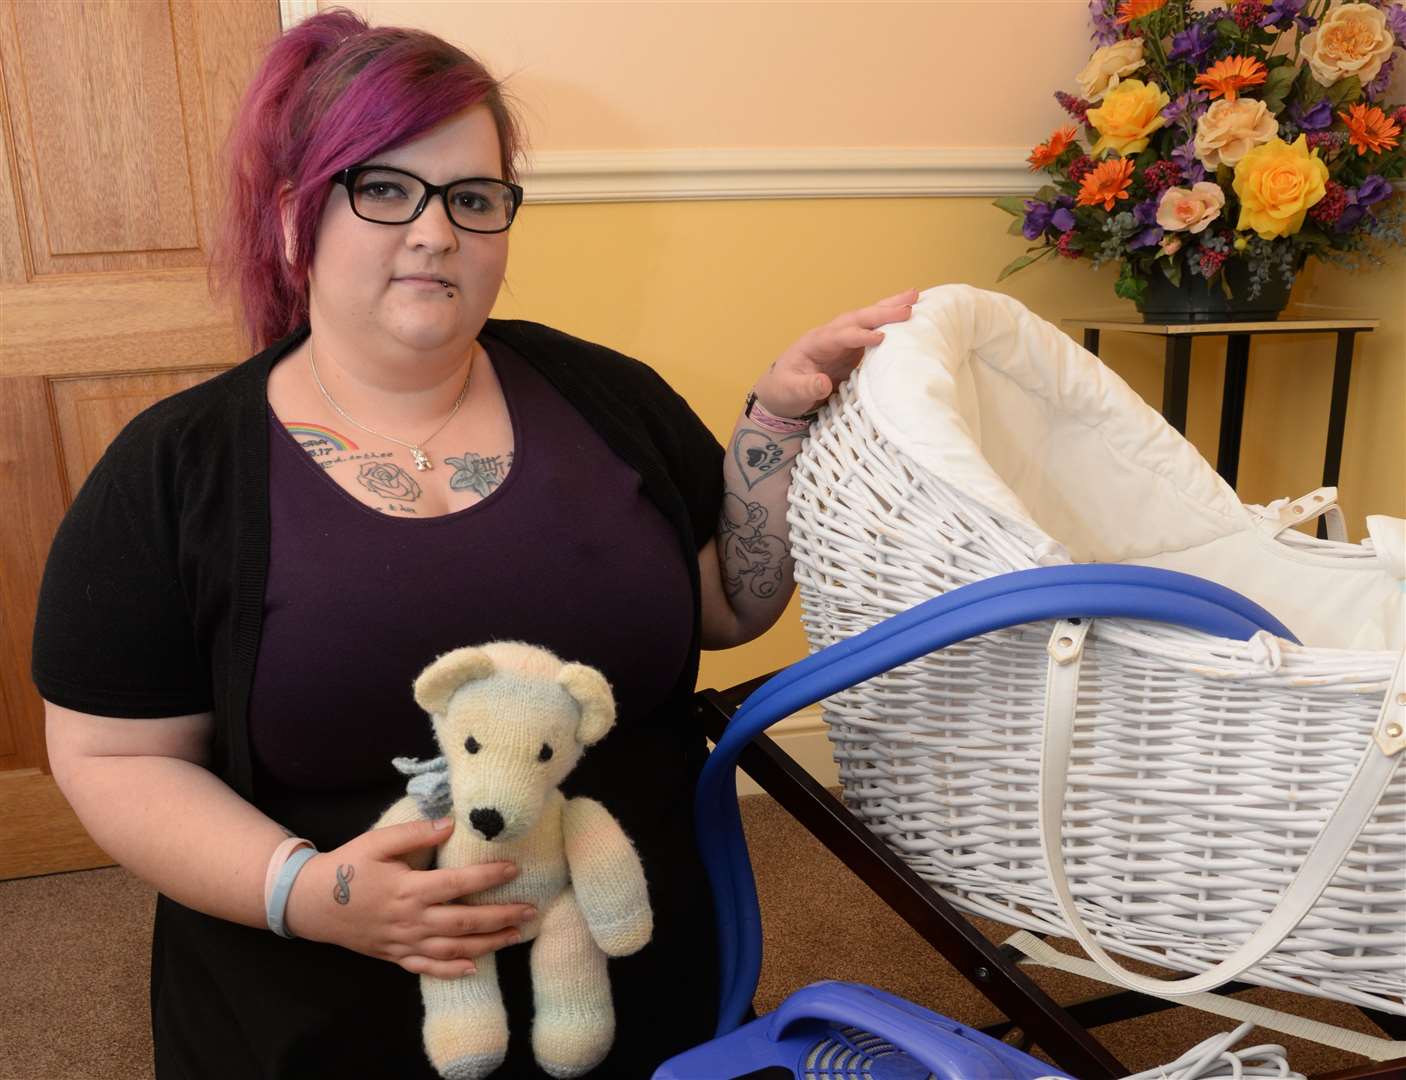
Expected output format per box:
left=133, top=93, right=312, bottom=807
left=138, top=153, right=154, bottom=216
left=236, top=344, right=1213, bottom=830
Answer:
left=1034, top=1022, right=1302, bottom=1080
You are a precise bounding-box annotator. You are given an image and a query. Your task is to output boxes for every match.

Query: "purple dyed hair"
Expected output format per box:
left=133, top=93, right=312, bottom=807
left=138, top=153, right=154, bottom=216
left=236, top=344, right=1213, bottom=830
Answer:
left=209, top=7, right=522, bottom=351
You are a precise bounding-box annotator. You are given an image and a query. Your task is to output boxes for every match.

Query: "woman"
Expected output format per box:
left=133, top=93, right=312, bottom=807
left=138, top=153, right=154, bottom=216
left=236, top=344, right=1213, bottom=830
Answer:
left=32, top=9, right=914, bottom=1079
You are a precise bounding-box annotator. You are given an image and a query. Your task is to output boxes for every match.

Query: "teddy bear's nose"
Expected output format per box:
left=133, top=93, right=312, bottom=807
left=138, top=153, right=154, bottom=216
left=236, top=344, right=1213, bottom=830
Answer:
left=469, top=808, right=505, bottom=840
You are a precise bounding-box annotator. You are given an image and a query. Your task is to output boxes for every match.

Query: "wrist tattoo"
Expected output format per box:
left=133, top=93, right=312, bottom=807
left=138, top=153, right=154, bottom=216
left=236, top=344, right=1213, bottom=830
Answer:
left=732, top=428, right=805, bottom=491
left=333, top=864, right=355, bottom=906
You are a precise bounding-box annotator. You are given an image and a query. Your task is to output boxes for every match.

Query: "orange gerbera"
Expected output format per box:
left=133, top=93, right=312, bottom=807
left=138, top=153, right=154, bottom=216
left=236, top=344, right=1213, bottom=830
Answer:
left=1076, top=156, right=1136, bottom=211
left=1027, top=125, right=1080, bottom=170
left=1339, top=103, right=1402, bottom=156
left=1116, top=0, right=1169, bottom=24
left=1195, top=56, right=1268, bottom=102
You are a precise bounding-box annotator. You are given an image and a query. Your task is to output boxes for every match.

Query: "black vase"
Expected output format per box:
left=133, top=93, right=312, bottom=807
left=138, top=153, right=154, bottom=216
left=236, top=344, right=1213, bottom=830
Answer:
left=1135, top=257, right=1295, bottom=324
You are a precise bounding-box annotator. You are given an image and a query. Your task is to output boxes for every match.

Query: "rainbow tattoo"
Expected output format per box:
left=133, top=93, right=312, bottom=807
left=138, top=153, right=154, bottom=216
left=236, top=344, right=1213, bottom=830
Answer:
left=287, top=423, right=358, bottom=451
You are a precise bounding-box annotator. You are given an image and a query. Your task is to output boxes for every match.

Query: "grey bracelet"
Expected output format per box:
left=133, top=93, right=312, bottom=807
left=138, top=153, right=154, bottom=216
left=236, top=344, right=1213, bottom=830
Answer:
left=266, top=845, right=318, bottom=940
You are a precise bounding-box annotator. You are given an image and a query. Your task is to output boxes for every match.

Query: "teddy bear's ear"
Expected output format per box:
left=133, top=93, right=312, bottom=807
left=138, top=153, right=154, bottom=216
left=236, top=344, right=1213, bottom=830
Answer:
left=413, top=647, right=496, bottom=715
left=557, top=663, right=616, bottom=746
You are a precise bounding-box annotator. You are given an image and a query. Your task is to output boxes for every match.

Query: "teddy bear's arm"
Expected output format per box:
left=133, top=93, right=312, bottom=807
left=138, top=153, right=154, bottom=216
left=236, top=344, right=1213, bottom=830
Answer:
left=372, top=794, right=436, bottom=872
left=562, top=796, right=653, bottom=957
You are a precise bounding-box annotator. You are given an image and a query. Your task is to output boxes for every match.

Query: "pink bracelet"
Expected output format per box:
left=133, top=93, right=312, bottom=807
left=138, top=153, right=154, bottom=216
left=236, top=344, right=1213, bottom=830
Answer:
left=263, top=836, right=315, bottom=913
left=744, top=391, right=815, bottom=435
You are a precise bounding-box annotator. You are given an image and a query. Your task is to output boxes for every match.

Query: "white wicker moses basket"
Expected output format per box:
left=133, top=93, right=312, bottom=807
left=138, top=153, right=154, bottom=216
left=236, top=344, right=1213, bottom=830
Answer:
left=787, top=283, right=1406, bottom=1015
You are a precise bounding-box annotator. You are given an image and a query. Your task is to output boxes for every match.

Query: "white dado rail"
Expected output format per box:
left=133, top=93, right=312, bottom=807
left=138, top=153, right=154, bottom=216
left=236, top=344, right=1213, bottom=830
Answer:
left=520, top=147, right=1040, bottom=204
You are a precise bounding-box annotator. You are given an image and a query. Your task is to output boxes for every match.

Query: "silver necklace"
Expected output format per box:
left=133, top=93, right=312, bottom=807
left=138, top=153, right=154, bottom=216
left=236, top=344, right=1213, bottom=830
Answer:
left=307, top=339, right=473, bottom=472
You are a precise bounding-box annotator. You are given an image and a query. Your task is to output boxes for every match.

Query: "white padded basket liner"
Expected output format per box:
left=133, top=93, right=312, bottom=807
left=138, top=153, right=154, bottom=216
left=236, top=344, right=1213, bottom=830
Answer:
left=855, top=284, right=1402, bottom=651
left=788, top=283, right=1405, bottom=1015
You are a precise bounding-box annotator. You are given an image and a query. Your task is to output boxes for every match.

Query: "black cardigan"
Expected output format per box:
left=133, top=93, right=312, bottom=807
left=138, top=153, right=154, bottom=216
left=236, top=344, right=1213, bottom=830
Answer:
left=32, top=318, right=725, bottom=798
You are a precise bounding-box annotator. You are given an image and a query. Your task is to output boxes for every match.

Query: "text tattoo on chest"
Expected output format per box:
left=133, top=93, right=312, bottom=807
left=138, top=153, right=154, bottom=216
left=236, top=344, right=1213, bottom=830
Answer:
left=290, top=425, right=514, bottom=515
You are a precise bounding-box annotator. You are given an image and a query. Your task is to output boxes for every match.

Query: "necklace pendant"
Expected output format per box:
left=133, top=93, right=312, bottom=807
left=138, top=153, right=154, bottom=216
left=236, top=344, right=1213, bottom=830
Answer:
left=411, top=447, right=432, bottom=471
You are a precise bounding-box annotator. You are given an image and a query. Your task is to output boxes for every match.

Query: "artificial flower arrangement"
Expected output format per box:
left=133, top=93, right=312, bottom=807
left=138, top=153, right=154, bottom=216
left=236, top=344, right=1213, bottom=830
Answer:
left=996, top=0, right=1406, bottom=309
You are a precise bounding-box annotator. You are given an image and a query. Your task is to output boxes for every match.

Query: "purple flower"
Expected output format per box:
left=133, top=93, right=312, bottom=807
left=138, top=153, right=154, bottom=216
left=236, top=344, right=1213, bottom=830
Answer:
left=1291, top=100, right=1334, bottom=131
left=1365, top=54, right=1396, bottom=103
left=1259, top=0, right=1307, bottom=30
left=1162, top=88, right=1211, bottom=125
left=1089, top=0, right=1121, bottom=45
left=1130, top=225, right=1166, bottom=250
left=1336, top=203, right=1365, bottom=232
left=1133, top=199, right=1160, bottom=226
left=1170, top=21, right=1218, bottom=64
left=1170, top=140, right=1209, bottom=184
left=1355, top=174, right=1393, bottom=207
left=1388, top=3, right=1406, bottom=46
left=1022, top=199, right=1053, bottom=240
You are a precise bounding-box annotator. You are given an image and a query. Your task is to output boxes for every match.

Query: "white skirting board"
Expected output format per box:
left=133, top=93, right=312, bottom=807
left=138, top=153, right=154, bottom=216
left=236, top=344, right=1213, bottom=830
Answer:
left=711, top=707, right=839, bottom=799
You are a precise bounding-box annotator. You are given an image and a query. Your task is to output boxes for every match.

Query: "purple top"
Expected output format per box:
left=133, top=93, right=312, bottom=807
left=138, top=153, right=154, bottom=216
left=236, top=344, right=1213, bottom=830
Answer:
left=249, top=338, right=694, bottom=834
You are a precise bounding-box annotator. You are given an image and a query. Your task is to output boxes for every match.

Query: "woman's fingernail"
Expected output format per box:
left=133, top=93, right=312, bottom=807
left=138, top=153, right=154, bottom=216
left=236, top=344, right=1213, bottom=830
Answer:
left=463, top=962, right=477, bottom=975
left=501, top=862, right=519, bottom=879
left=520, top=906, right=537, bottom=920
left=507, top=930, right=522, bottom=945
left=433, top=816, right=453, bottom=829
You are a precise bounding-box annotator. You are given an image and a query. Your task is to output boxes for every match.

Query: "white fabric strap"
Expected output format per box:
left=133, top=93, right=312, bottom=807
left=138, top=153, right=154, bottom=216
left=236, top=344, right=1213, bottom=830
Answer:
left=1004, top=930, right=1406, bottom=1062
left=1249, top=487, right=1347, bottom=542
left=1366, top=515, right=1406, bottom=579
left=1039, top=623, right=1405, bottom=998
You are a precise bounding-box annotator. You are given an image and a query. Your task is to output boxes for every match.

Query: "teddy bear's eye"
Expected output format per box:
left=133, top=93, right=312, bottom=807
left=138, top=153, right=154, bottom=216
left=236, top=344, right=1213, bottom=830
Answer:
left=537, top=742, right=553, bottom=763
left=464, top=735, right=481, bottom=754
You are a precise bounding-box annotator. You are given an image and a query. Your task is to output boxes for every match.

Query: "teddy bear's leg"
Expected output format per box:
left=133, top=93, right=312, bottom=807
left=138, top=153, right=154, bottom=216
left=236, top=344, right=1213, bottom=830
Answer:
left=420, top=955, right=509, bottom=1080
left=529, top=886, right=615, bottom=1079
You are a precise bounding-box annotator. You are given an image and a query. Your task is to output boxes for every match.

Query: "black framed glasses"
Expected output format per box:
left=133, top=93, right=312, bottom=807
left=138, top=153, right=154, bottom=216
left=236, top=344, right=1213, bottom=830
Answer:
left=333, top=165, right=524, bottom=234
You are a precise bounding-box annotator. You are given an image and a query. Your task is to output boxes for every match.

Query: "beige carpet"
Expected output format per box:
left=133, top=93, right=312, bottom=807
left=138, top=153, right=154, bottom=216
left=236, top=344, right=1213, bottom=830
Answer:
left=0, top=793, right=1395, bottom=1080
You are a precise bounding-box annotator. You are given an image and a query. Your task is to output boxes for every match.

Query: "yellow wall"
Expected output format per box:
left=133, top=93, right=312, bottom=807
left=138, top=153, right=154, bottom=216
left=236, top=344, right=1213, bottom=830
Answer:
left=325, top=0, right=1406, bottom=693
left=491, top=197, right=1406, bottom=693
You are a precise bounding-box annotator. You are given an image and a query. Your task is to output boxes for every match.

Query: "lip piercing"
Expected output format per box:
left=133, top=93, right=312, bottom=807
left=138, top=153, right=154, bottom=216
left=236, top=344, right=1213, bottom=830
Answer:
left=440, top=281, right=455, bottom=298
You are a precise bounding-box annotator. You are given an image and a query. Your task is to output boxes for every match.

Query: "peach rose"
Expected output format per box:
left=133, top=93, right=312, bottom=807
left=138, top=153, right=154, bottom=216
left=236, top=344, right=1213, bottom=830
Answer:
left=1087, top=79, right=1170, bottom=157
left=1232, top=134, right=1329, bottom=239
left=1156, top=182, right=1227, bottom=234
left=1076, top=39, right=1146, bottom=104
left=1301, top=3, right=1395, bottom=88
left=1193, top=98, right=1280, bottom=168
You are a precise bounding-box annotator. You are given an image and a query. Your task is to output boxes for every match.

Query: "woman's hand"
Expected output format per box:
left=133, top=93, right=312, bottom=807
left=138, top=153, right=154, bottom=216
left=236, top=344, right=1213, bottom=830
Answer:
left=284, top=817, right=535, bottom=979
left=751, top=288, right=918, bottom=419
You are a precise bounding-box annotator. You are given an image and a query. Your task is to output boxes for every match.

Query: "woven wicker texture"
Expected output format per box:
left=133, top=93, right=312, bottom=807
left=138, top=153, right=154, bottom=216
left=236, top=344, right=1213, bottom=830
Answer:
left=788, top=320, right=1404, bottom=1015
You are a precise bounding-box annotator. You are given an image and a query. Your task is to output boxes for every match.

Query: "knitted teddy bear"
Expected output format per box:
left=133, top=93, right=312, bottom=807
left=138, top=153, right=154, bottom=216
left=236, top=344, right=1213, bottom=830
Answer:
left=375, top=641, right=653, bottom=1080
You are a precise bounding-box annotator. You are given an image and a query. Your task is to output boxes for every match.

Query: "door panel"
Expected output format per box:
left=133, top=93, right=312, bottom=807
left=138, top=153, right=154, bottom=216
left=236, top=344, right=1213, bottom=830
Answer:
left=0, top=0, right=281, bottom=880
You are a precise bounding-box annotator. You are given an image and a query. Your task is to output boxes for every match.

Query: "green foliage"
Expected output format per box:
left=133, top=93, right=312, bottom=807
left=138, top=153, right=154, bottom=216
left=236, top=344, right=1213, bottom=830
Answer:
left=1299, top=69, right=1327, bottom=107
left=1215, top=18, right=1241, bottom=40
left=1261, top=64, right=1297, bottom=115
left=993, top=196, right=1028, bottom=217
left=1326, top=76, right=1362, bottom=110
left=1113, top=261, right=1148, bottom=303
left=996, top=247, right=1053, bottom=282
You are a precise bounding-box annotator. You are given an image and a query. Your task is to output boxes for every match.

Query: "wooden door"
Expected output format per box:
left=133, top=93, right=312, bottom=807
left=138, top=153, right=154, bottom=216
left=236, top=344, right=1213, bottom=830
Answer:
left=0, top=0, right=282, bottom=880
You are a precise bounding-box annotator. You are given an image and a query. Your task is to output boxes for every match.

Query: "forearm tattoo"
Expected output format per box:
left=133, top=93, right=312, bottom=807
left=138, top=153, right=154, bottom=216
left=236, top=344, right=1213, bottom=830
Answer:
left=717, top=492, right=789, bottom=600
left=446, top=450, right=514, bottom=497
left=732, top=428, right=806, bottom=491
left=333, top=864, right=355, bottom=906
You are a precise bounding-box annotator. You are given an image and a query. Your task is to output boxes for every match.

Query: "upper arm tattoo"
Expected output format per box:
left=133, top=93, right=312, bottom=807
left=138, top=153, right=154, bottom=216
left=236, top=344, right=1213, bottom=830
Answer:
left=717, top=492, right=789, bottom=600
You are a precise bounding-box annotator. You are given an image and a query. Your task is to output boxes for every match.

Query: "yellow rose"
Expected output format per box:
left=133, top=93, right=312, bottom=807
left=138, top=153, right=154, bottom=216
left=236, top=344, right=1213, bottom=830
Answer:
left=1301, top=3, right=1395, bottom=87
left=1232, top=135, right=1329, bottom=239
left=1193, top=98, right=1279, bottom=168
left=1076, top=39, right=1145, bottom=104
left=1087, top=79, right=1170, bottom=158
